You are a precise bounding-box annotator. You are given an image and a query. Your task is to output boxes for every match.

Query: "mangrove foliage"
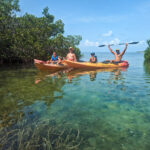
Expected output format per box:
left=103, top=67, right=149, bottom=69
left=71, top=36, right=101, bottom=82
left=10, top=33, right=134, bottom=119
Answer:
left=144, top=40, right=150, bottom=63
left=0, top=0, right=82, bottom=64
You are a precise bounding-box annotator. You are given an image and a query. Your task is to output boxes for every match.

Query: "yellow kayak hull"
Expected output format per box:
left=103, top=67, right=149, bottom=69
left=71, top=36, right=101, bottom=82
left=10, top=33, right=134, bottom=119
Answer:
left=63, top=60, right=129, bottom=69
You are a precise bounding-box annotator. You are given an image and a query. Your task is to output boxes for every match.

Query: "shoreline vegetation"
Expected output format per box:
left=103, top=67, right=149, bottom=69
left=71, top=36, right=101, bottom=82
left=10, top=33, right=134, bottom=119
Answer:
left=144, top=40, right=150, bottom=63
left=0, top=0, right=82, bottom=64
left=136, top=51, right=144, bottom=53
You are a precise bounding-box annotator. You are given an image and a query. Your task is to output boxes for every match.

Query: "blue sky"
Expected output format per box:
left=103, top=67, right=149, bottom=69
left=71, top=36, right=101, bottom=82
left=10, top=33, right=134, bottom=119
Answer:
left=18, top=0, right=150, bottom=52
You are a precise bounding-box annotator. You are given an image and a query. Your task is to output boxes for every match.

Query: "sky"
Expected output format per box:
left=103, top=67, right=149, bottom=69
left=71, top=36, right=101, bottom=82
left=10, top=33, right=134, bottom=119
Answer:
left=18, top=0, right=150, bottom=52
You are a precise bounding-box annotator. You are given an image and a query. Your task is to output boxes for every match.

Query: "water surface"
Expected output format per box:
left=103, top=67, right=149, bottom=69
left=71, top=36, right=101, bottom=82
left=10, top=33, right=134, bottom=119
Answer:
left=0, top=52, right=150, bottom=150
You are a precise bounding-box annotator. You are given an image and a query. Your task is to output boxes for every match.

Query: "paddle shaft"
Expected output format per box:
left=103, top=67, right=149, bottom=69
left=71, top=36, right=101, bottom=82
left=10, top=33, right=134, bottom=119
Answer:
left=99, top=42, right=139, bottom=47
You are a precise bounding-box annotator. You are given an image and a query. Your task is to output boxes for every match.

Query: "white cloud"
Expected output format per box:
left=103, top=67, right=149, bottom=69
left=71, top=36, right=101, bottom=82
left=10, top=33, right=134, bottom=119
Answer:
left=139, top=40, right=146, bottom=45
left=102, top=30, right=113, bottom=37
left=83, top=38, right=120, bottom=47
left=84, top=40, right=99, bottom=47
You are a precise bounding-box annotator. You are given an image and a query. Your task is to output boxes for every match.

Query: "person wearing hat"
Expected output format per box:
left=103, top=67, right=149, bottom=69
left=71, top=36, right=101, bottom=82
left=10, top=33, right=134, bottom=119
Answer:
left=108, top=43, right=128, bottom=63
left=89, top=52, right=97, bottom=63
left=66, top=47, right=77, bottom=61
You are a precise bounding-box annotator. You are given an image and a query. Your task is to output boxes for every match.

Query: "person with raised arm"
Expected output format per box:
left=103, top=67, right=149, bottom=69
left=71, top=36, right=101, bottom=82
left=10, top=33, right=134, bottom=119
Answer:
left=108, top=43, right=128, bottom=63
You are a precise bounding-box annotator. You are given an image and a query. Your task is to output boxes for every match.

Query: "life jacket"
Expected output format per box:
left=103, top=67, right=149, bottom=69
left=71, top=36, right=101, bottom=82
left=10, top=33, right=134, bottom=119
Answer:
left=51, top=55, right=58, bottom=61
left=90, top=56, right=97, bottom=63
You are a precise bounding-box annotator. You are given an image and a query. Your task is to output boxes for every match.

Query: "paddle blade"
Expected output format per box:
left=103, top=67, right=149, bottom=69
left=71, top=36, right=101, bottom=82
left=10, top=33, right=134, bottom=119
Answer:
left=129, top=42, right=139, bottom=44
left=119, top=42, right=139, bottom=45
left=98, top=45, right=105, bottom=47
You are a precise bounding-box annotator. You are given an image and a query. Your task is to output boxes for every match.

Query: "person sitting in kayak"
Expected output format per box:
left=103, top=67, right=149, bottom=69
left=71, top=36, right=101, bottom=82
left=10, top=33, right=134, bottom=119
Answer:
left=89, top=52, right=97, bottom=63
left=48, top=52, right=61, bottom=64
left=108, top=43, right=128, bottom=63
left=66, top=47, right=77, bottom=61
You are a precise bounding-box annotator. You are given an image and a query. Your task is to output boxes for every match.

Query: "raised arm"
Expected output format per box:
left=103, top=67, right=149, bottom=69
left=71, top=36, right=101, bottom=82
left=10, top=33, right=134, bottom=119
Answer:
left=108, top=45, right=115, bottom=54
left=120, top=43, right=128, bottom=56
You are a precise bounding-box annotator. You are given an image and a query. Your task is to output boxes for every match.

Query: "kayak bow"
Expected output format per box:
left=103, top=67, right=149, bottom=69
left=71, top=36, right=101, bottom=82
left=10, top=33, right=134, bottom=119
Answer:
left=34, top=59, right=68, bottom=71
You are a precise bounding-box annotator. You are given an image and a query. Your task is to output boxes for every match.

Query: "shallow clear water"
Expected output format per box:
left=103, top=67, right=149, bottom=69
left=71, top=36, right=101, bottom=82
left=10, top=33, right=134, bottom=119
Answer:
left=0, top=52, right=150, bottom=150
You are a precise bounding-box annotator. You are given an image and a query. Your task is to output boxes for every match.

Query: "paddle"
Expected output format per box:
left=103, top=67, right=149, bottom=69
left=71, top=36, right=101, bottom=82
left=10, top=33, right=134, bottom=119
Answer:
left=98, top=41, right=139, bottom=47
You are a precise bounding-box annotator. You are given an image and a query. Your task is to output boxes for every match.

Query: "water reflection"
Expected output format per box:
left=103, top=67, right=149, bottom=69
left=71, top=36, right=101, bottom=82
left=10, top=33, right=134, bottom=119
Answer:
left=0, top=69, right=67, bottom=128
left=107, top=68, right=127, bottom=85
left=35, top=67, right=128, bottom=83
left=144, top=63, right=150, bottom=92
left=89, top=71, right=97, bottom=81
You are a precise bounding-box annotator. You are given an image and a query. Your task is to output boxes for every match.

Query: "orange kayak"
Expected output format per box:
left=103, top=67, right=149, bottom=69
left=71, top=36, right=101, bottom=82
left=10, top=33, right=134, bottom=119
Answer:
left=34, top=59, right=68, bottom=71
left=63, top=60, right=129, bottom=69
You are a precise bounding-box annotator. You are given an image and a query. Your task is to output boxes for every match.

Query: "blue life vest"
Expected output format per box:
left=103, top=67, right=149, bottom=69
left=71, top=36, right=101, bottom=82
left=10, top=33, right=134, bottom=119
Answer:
left=51, top=55, right=58, bottom=61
